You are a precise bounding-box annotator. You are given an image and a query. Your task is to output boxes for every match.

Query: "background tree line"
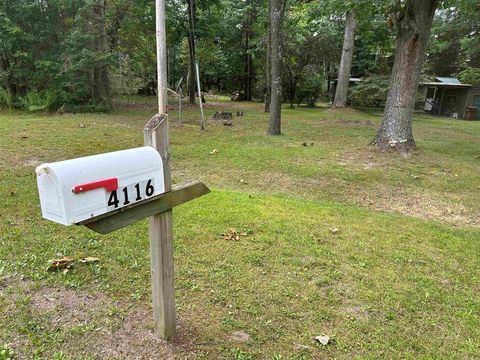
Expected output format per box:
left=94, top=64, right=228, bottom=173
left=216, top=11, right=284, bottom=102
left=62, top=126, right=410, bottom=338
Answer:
left=0, top=0, right=479, bottom=150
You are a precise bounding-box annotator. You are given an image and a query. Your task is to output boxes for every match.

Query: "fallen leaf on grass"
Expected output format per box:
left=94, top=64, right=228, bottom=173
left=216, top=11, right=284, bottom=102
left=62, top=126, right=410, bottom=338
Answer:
left=222, top=228, right=240, bottom=241
left=222, top=228, right=250, bottom=241
left=329, top=228, right=340, bottom=234
left=79, top=257, right=100, bottom=263
left=47, top=257, right=74, bottom=272
left=314, top=335, right=333, bottom=346
left=47, top=256, right=100, bottom=272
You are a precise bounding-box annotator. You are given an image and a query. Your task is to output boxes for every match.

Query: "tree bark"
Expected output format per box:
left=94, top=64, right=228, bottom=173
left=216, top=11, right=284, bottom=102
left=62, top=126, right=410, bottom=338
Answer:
left=187, top=0, right=197, bottom=105
left=93, top=0, right=111, bottom=107
left=267, top=0, right=283, bottom=135
left=332, top=11, right=356, bottom=108
left=373, top=0, right=439, bottom=155
left=264, top=0, right=271, bottom=113
left=244, top=0, right=254, bottom=101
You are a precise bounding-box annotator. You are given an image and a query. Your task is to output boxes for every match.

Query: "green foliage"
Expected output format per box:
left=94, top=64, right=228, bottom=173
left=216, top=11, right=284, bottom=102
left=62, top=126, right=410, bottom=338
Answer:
left=0, top=88, right=12, bottom=109
left=458, top=67, right=480, bottom=86
left=0, top=0, right=112, bottom=112
left=0, top=344, right=14, bottom=360
left=17, top=90, right=65, bottom=112
left=296, top=76, right=324, bottom=107
left=61, top=102, right=111, bottom=114
left=349, top=75, right=389, bottom=108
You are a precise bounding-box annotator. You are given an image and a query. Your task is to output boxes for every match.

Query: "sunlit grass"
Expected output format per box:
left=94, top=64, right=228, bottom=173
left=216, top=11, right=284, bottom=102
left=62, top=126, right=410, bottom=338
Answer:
left=1, top=100, right=479, bottom=359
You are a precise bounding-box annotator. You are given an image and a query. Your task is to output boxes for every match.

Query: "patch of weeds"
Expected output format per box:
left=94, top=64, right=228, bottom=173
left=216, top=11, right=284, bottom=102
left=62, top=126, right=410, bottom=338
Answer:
left=228, top=348, right=254, bottom=360
left=221, top=315, right=242, bottom=329
left=244, top=253, right=266, bottom=267
left=0, top=344, right=14, bottom=360
left=51, top=352, right=68, bottom=360
left=130, top=290, right=143, bottom=300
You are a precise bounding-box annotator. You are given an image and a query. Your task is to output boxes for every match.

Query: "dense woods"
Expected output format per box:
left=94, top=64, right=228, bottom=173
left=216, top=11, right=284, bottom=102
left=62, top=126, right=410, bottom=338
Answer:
left=0, top=0, right=479, bottom=151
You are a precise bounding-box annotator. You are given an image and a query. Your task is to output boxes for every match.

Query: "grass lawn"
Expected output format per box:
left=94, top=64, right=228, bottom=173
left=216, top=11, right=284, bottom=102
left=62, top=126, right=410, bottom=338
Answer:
left=1, top=98, right=479, bottom=359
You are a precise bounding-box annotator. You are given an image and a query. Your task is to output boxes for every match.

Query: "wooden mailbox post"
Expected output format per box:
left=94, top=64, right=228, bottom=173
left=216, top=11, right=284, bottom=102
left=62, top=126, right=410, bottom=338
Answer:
left=36, top=0, right=205, bottom=341
left=144, top=114, right=175, bottom=339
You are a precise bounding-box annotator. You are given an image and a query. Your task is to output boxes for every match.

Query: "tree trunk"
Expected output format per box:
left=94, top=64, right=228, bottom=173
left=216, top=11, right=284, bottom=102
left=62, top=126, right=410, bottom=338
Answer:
left=332, top=11, right=356, bottom=108
left=187, top=0, right=197, bottom=105
left=244, top=0, right=254, bottom=101
left=93, top=0, right=111, bottom=107
left=264, top=0, right=271, bottom=113
left=326, top=62, right=331, bottom=101
left=373, top=0, right=439, bottom=155
left=0, top=56, right=14, bottom=97
left=267, top=0, right=283, bottom=135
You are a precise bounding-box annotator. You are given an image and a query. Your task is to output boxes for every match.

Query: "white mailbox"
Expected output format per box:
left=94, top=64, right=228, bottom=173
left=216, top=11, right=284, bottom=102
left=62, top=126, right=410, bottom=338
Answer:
left=36, top=147, right=165, bottom=225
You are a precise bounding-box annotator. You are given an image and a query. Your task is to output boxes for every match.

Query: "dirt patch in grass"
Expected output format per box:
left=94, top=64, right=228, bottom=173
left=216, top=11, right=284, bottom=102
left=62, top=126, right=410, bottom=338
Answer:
left=97, top=308, right=196, bottom=360
left=0, top=274, right=30, bottom=296
left=334, top=119, right=375, bottom=127
left=229, top=330, right=251, bottom=343
left=21, top=158, right=43, bottom=168
left=30, top=287, right=107, bottom=329
left=338, top=150, right=381, bottom=169
left=352, top=185, right=478, bottom=226
left=27, top=287, right=198, bottom=359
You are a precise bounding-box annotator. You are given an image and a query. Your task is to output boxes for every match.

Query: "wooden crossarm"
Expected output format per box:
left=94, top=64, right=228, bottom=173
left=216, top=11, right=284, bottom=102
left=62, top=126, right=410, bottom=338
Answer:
left=79, top=180, right=210, bottom=234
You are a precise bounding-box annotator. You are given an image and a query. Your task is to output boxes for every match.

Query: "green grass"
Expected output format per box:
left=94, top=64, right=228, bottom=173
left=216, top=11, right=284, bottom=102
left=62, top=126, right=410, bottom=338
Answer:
left=1, top=99, right=480, bottom=359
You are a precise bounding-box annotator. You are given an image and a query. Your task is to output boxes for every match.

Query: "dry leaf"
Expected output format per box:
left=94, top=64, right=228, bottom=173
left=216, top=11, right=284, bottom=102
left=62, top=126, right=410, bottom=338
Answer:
left=314, top=335, right=331, bottom=346
left=79, top=257, right=100, bottom=263
left=222, top=228, right=240, bottom=241
left=329, top=228, right=340, bottom=234
left=47, top=257, right=74, bottom=272
left=222, top=228, right=251, bottom=241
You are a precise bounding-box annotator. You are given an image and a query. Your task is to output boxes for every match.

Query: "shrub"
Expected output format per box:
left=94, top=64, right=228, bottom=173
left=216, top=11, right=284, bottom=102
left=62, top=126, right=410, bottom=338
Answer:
left=18, top=90, right=65, bottom=112
left=349, top=76, right=390, bottom=108
left=61, top=102, right=110, bottom=113
left=296, top=76, right=324, bottom=107
left=0, top=88, right=12, bottom=109
left=458, top=67, right=480, bottom=86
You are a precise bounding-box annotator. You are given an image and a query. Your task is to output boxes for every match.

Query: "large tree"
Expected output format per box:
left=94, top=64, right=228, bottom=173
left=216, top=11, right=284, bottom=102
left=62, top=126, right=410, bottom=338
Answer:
left=332, top=10, right=357, bottom=108
left=267, top=0, right=285, bottom=135
left=373, top=0, right=439, bottom=155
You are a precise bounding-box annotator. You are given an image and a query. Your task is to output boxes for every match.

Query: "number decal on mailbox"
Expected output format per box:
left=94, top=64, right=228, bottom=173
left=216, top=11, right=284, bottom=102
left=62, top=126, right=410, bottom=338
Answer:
left=107, top=179, right=155, bottom=210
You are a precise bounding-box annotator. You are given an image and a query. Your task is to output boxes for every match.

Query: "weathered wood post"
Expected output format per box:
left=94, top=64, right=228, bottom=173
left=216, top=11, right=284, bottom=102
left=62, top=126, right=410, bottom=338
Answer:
left=36, top=0, right=210, bottom=341
left=144, top=0, right=176, bottom=339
